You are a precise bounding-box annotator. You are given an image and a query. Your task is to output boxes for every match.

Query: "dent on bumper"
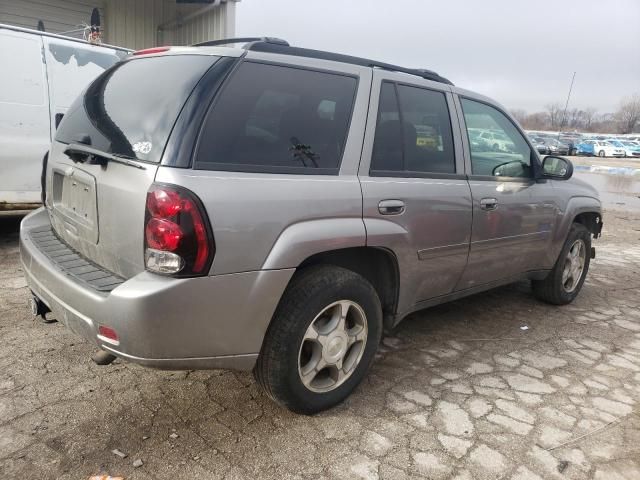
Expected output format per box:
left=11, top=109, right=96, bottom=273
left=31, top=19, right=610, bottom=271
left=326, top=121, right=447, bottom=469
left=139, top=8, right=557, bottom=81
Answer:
left=20, top=208, right=294, bottom=371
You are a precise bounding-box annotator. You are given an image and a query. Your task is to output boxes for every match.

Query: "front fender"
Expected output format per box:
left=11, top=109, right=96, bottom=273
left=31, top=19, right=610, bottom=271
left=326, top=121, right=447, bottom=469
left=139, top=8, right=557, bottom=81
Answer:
left=261, top=218, right=366, bottom=270
left=550, top=195, right=602, bottom=262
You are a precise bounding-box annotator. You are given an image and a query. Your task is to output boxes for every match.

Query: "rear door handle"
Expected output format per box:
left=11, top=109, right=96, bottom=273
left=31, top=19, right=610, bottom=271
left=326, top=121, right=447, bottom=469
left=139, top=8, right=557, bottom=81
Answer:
left=378, top=199, right=405, bottom=215
left=480, top=198, right=498, bottom=211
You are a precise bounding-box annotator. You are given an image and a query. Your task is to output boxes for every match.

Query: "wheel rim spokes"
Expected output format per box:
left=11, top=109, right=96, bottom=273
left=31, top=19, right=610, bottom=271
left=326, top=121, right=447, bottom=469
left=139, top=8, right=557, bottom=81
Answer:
left=298, top=300, right=368, bottom=392
left=562, top=239, right=586, bottom=293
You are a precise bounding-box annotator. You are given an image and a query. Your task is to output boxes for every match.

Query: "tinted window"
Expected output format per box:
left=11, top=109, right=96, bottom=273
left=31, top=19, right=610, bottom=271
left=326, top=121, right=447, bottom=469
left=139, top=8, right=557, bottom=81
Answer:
left=195, top=62, right=357, bottom=173
left=56, top=55, right=215, bottom=163
left=371, top=82, right=455, bottom=174
left=461, top=98, right=532, bottom=178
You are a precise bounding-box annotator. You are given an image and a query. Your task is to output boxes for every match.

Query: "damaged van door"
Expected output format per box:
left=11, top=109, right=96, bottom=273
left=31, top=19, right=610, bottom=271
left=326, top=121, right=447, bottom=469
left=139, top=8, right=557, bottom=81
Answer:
left=0, top=24, right=129, bottom=211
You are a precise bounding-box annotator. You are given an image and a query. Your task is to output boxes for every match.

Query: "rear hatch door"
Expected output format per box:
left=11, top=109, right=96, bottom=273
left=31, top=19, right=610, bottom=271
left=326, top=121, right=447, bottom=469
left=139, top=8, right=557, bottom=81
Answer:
left=46, top=53, right=220, bottom=279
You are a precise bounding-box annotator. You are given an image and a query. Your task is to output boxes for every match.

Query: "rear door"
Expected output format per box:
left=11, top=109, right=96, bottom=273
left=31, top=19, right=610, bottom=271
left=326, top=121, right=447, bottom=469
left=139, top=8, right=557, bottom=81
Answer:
left=453, top=95, right=557, bottom=289
left=0, top=29, right=50, bottom=205
left=359, top=72, right=472, bottom=313
left=46, top=53, right=222, bottom=278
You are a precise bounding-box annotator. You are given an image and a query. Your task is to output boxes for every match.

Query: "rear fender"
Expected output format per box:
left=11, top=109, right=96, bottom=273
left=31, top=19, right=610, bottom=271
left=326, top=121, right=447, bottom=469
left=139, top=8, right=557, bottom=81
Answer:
left=261, top=218, right=366, bottom=270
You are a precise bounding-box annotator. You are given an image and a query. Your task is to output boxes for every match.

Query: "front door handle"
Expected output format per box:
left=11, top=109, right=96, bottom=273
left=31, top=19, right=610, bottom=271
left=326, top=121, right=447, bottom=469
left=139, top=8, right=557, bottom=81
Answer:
left=480, top=198, right=498, bottom=211
left=378, top=199, right=405, bottom=215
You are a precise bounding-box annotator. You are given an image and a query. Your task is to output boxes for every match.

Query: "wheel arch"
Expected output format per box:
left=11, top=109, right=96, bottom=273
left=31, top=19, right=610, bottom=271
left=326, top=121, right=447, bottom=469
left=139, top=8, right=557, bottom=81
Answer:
left=573, top=211, right=603, bottom=238
left=550, top=197, right=602, bottom=264
left=297, top=246, right=401, bottom=328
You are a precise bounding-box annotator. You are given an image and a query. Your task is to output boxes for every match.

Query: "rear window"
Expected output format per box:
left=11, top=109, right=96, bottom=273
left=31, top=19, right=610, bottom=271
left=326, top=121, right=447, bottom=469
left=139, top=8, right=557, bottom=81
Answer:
left=194, top=61, right=358, bottom=174
left=55, top=55, right=216, bottom=163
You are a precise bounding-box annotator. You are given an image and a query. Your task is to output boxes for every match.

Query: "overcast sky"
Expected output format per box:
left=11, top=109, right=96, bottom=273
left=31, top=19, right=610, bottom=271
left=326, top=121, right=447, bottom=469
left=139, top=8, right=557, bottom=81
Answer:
left=236, top=0, right=639, bottom=114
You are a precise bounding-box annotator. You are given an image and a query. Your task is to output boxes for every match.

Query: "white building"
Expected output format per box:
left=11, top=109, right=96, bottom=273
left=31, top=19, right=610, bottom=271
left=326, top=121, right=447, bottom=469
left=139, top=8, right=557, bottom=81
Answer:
left=0, top=0, right=239, bottom=50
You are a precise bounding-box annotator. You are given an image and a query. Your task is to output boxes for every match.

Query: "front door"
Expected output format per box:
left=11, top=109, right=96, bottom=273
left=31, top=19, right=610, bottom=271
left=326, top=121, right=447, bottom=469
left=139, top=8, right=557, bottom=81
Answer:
left=359, top=76, right=473, bottom=314
left=454, top=96, right=557, bottom=289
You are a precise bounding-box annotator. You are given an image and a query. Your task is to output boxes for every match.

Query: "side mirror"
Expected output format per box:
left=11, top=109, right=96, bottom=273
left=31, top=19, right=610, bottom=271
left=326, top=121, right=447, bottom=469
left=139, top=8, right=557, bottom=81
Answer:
left=541, top=156, right=573, bottom=180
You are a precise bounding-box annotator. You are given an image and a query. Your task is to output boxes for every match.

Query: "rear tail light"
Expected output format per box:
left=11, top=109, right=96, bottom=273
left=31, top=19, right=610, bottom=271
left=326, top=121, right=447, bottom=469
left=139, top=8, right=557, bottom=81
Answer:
left=144, top=184, right=214, bottom=276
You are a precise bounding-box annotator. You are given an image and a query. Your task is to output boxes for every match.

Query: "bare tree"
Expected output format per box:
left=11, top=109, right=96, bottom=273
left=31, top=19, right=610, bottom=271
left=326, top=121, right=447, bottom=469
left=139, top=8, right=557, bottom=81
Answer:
left=566, top=108, right=582, bottom=129
left=510, top=109, right=528, bottom=125
left=522, top=112, right=550, bottom=130
left=508, top=104, right=620, bottom=133
left=615, top=94, right=640, bottom=134
left=545, top=103, right=563, bottom=129
left=592, top=113, right=616, bottom=133
left=583, top=108, right=597, bottom=131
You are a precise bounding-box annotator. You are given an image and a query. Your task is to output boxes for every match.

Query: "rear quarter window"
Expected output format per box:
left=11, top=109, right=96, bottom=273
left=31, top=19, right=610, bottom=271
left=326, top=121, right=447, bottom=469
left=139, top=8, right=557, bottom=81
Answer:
left=194, top=61, right=358, bottom=174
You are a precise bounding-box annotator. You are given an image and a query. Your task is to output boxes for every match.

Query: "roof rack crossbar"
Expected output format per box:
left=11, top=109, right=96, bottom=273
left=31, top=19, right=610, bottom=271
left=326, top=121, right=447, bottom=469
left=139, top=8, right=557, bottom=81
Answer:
left=193, top=37, right=289, bottom=48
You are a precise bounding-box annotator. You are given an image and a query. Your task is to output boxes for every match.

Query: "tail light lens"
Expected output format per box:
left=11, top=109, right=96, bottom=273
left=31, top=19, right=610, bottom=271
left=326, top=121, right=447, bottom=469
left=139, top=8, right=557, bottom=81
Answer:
left=144, top=184, right=214, bottom=276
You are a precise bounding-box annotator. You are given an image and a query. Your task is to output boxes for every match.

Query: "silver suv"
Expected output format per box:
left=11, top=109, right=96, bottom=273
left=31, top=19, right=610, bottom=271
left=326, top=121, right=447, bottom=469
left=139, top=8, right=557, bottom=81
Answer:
left=20, top=38, right=603, bottom=414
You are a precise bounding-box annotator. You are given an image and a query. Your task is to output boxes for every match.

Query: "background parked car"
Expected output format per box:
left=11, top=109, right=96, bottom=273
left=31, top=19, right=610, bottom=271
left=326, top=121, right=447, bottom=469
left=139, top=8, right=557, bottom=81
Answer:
left=592, top=140, right=625, bottom=157
left=608, top=139, right=640, bottom=158
left=532, top=137, right=562, bottom=155
left=528, top=136, right=550, bottom=155
left=559, top=136, right=580, bottom=155
left=542, top=138, right=570, bottom=155
left=576, top=140, right=596, bottom=156
left=0, top=23, right=129, bottom=211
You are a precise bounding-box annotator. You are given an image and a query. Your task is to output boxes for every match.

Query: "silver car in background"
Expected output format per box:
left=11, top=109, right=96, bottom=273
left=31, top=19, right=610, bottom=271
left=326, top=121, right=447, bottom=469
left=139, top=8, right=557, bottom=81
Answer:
left=20, top=38, right=603, bottom=414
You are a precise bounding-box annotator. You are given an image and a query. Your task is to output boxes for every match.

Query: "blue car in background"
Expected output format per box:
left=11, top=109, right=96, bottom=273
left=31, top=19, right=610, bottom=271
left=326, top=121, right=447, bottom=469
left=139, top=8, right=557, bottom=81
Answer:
left=576, top=140, right=596, bottom=156
left=608, top=139, right=640, bottom=158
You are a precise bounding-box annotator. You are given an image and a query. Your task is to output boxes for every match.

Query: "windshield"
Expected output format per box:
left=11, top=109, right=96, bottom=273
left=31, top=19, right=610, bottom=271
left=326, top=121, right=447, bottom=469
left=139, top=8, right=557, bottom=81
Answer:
left=56, top=55, right=217, bottom=163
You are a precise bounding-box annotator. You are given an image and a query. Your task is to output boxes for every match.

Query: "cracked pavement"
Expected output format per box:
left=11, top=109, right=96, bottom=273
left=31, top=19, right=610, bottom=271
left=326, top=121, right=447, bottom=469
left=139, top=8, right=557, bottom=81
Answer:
left=1, top=210, right=639, bottom=480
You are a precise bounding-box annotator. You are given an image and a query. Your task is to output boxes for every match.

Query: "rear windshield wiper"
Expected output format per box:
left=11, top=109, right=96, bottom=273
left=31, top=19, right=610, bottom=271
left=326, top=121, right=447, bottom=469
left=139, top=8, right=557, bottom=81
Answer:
left=63, top=144, right=146, bottom=170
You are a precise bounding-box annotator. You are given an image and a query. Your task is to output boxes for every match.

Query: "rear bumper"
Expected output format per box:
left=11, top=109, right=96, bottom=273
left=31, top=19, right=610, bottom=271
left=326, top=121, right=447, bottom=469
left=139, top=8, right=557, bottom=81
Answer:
left=20, top=208, right=294, bottom=370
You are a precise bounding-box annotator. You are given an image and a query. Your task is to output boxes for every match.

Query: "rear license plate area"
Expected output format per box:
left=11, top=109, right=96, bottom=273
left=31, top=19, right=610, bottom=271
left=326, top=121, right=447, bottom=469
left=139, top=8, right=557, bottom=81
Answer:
left=52, top=166, right=99, bottom=244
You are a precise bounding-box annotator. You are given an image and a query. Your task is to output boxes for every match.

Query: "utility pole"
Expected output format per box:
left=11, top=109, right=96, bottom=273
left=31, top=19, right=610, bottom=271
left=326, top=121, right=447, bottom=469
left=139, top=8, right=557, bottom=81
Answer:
left=558, top=72, right=576, bottom=140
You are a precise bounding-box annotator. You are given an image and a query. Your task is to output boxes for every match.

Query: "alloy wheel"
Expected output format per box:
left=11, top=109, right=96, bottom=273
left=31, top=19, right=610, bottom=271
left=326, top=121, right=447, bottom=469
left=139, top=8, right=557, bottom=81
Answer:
left=298, top=300, right=368, bottom=393
left=562, top=239, right=586, bottom=293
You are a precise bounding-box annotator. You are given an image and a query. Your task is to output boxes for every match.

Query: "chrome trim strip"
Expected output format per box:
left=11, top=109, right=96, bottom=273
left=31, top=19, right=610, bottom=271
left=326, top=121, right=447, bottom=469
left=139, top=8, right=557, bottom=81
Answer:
left=417, top=242, right=469, bottom=261
left=471, top=231, right=550, bottom=251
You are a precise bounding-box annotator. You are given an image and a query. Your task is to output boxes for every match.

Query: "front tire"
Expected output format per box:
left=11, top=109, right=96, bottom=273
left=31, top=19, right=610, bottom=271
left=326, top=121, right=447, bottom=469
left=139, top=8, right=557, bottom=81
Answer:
left=255, top=265, right=383, bottom=414
left=532, top=223, right=591, bottom=305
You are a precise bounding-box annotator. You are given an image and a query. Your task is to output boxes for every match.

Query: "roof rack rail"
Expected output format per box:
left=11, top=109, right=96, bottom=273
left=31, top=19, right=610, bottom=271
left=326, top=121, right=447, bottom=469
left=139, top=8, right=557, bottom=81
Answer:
left=193, top=37, right=289, bottom=48
left=248, top=42, right=453, bottom=86
left=192, top=37, right=453, bottom=86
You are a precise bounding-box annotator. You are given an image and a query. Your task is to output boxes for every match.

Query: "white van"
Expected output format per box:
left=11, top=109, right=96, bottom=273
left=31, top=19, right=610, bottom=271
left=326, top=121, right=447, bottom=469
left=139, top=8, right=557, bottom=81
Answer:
left=0, top=23, right=129, bottom=211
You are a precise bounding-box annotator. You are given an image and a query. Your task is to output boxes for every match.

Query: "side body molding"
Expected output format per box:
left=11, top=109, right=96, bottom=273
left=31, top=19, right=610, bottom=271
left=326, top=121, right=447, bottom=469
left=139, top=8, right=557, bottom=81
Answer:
left=261, top=218, right=367, bottom=270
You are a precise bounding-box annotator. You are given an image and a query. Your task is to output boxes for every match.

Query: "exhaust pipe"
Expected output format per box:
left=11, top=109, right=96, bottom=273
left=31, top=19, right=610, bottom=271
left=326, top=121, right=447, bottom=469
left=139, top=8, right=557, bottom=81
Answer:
left=29, top=294, right=56, bottom=323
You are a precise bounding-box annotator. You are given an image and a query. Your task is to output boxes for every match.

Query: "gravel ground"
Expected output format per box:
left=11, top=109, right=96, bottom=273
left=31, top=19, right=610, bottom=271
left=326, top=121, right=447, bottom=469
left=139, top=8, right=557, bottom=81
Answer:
left=1, top=209, right=639, bottom=480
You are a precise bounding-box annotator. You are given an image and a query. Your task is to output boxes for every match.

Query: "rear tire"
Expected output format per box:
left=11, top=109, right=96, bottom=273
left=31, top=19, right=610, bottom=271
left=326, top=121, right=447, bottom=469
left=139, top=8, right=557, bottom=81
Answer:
left=598, top=150, right=605, bottom=157
left=254, top=265, right=383, bottom=414
left=532, top=223, right=591, bottom=305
